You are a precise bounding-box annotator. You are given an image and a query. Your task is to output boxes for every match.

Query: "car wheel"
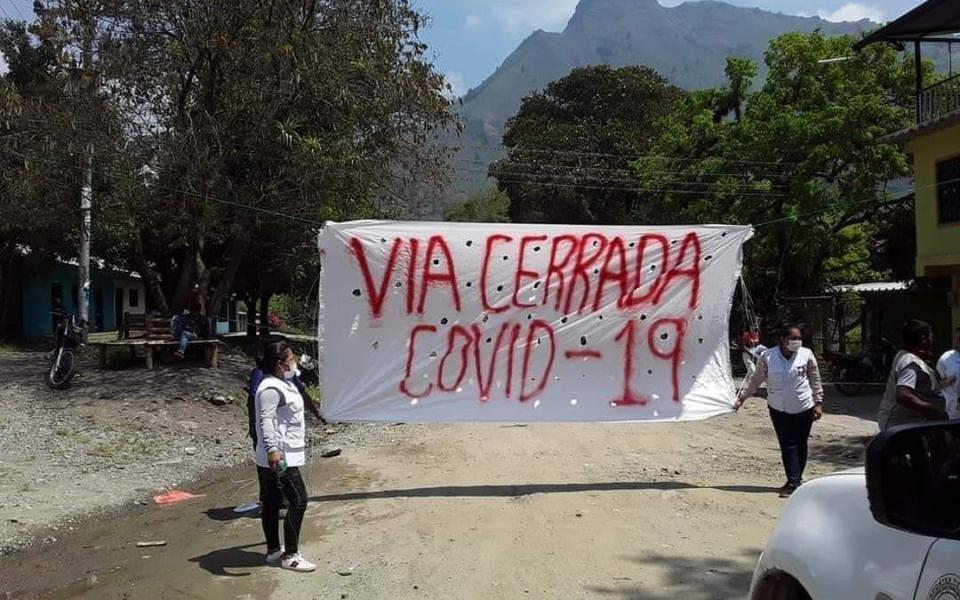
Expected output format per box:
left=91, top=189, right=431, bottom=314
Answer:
left=752, top=570, right=812, bottom=600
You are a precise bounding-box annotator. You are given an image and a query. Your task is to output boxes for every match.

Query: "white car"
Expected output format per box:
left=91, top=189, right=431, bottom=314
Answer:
left=750, top=422, right=960, bottom=600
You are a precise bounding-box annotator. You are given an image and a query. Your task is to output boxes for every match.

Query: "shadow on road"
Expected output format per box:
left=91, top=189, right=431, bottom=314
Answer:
left=189, top=542, right=269, bottom=577
left=586, top=549, right=760, bottom=599
left=812, top=433, right=874, bottom=471
left=304, top=481, right=779, bottom=503
left=823, top=389, right=882, bottom=423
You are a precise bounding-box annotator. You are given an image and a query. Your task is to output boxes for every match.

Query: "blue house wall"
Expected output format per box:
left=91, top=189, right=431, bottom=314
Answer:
left=22, top=263, right=123, bottom=337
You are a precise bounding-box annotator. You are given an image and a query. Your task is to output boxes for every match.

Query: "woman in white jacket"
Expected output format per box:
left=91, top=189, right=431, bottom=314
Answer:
left=255, top=341, right=316, bottom=573
left=736, top=322, right=824, bottom=497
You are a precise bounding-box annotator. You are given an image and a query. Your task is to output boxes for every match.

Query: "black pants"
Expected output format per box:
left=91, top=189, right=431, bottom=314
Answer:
left=257, top=466, right=308, bottom=555
left=768, top=407, right=815, bottom=487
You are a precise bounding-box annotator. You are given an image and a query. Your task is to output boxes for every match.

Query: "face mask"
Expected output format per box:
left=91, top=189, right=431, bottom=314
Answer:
left=786, top=340, right=802, bottom=352
left=283, top=365, right=297, bottom=381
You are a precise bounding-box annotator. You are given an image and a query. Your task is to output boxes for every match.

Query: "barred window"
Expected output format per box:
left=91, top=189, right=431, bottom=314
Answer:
left=936, top=156, right=960, bottom=224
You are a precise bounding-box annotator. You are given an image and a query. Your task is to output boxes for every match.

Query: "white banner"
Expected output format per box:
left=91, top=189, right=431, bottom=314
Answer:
left=318, top=221, right=752, bottom=423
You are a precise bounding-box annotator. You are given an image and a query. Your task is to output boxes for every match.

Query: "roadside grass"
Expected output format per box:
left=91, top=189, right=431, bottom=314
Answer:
left=88, top=436, right=158, bottom=458
left=55, top=428, right=92, bottom=444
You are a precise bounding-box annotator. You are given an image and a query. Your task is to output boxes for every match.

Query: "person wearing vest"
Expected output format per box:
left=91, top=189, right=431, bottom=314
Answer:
left=878, top=319, right=952, bottom=430
left=255, top=341, right=316, bottom=573
left=248, top=352, right=322, bottom=451
left=736, top=322, right=824, bottom=497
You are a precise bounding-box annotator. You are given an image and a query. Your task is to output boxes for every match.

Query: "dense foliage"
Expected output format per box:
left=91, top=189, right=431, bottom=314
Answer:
left=491, top=65, right=683, bottom=224
left=0, top=0, right=453, bottom=334
left=632, top=32, right=923, bottom=312
left=444, top=189, right=510, bottom=223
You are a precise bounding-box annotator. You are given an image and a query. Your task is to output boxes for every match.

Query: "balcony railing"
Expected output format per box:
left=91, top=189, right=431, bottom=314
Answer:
left=918, top=73, right=960, bottom=125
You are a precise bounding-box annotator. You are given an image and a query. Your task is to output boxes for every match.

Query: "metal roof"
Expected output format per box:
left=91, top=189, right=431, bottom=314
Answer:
left=855, top=0, right=960, bottom=48
left=830, top=281, right=913, bottom=293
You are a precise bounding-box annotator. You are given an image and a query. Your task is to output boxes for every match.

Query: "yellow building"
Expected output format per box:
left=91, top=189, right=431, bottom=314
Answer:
left=858, top=0, right=960, bottom=332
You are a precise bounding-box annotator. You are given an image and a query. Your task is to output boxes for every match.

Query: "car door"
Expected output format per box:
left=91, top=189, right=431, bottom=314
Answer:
left=914, top=538, right=960, bottom=600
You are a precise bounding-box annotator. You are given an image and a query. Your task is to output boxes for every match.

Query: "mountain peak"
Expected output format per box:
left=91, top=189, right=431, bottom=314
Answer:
left=453, top=0, right=870, bottom=177
left=566, top=0, right=665, bottom=31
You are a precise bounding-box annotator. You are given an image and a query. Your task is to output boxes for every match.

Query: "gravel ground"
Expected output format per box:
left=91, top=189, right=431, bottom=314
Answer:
left=1, top=390, right=879, bottom=600
left=0, top=347, right=329, bottom=556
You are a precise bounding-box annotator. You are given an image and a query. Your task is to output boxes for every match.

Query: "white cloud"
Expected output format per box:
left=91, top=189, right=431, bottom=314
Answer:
left=444, top=71, right=467, bottom=98
left=465, top=14, right=482, bottom=28
left=489, top=0, right=580, bottom=33
left=817, top=3, right=884, bottom=22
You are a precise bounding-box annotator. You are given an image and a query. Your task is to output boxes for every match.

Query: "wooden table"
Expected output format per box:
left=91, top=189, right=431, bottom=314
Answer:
left=89, top=339, right=223, bottom=369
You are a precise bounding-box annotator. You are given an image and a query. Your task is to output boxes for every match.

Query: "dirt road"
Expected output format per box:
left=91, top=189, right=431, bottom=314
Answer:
left=1, top=394, right=877, bottom=600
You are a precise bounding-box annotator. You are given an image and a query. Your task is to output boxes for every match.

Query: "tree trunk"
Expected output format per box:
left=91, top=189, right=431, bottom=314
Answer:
left=259, top=292, right=272, bottom=337
left=132, top=230, right=170, bottom=315
left=196, top=243, right=210, bottom=314
left=241, top=295, right=258, bottom=338
left=207, top=228, right=249, bottom=320
left=171, top=243, right=199, bottom=314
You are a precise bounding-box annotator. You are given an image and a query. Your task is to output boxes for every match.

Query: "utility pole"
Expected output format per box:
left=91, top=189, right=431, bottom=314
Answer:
left=79, top=145, right=92, bottom=326
left=78, top=6, right=94, bottom=328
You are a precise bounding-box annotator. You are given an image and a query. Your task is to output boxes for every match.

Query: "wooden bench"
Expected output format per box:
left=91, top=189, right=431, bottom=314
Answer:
left=89, top=312, right=222, bottom=369
left=92, top=338, right=223, bottom=369
left=119, top=313, right=174, bottom=341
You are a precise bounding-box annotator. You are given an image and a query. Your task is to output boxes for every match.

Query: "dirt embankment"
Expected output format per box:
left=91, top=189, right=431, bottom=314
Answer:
left=0, top=349, right=303, bottom=556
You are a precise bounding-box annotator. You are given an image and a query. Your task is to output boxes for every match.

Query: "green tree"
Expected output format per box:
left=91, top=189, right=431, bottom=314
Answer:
left=490, top=65, right=683, bottom=224
left=633, top=32, right=926, bottom=314
left=0, top=17, right=127, bottom=335
left=24, top=0, right=453, bottom=322
left=444, top=189, right=510, bottom=223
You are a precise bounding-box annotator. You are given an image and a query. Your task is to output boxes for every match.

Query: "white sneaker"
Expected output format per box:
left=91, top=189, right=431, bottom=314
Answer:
left=266, top=547, right=284, bottom=564
left=281, top=553, right=317, bottom=572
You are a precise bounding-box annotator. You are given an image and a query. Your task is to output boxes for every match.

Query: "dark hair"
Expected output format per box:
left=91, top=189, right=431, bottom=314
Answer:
left=189, top=302, right=202, bottom=313
left=902, top=319, right=932, bottom=348
left=778, top=321, right=801, bottom=339
left=262, top=341, right=291, bottom=375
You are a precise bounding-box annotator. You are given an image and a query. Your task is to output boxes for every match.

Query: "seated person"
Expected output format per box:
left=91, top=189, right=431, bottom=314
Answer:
left=171, top=303, right=209, bottom=359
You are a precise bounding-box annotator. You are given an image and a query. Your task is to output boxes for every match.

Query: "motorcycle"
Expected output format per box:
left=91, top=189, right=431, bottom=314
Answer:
left=47, top=311, right=87, bottom=390
left=826, top=339, right=896, bottom=396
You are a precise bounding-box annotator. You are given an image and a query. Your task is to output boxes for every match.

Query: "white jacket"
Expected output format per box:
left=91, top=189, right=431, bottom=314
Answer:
left=255, top=377, right=307, bottom=468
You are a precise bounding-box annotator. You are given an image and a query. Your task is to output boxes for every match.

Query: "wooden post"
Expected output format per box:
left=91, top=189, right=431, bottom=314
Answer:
left=146, top=347, right=154, bottom=369
left=99, top=345, right=107, bottom=369
left=205, top=343, right=220, bottom=369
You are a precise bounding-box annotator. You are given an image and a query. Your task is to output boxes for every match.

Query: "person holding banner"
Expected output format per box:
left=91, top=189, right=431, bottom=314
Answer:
left=255, top=341, right=316, bottom=573
left=738, top=331, right=768, bottom=381
left=735, top=322, right=824, bottom=497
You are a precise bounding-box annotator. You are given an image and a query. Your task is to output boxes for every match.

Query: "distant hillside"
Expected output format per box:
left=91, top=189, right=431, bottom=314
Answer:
left=436, top=0, right=873, bottom=209
left=460, top=0, right=871, bottom=145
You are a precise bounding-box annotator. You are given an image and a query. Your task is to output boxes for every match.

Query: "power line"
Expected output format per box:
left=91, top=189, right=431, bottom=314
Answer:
left=0, top=147, right=327, bottom=226
left=479, top=176, right=791, bottom=197
left=452, top=156, right=795, bottom=180
left=6, top=144, right=955, bottom=230
left=752, top=184, right=955, bottom=228
left=458, top=144, right=807, bottom=166
left=7, top=0, right=26, bottom=20
left=452, top=166, right=790, bottom=192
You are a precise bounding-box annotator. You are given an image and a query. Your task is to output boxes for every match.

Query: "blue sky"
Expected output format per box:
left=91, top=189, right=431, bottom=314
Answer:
left=1, top=0, right=925, bottom=89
